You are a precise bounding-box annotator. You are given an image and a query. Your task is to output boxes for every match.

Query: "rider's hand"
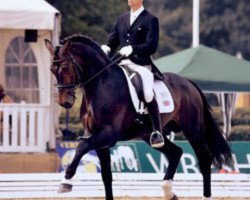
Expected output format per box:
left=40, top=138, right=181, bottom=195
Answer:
left=101, top=45, right=111, bottom=55
left=119, top=46, right=133, bottom=57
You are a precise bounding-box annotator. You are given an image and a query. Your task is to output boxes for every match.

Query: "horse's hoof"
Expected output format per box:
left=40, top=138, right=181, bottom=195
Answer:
left=58, top=183, right=73, bottom=193
left=171, top=194, right=178, bottom=200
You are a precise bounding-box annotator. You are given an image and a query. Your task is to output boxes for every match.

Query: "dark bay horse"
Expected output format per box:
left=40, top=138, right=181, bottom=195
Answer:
left=45, top=35, right=233, bottom=200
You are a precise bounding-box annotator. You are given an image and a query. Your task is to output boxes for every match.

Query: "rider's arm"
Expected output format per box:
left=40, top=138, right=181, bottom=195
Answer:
left=106, top=17, right=120, bottom=54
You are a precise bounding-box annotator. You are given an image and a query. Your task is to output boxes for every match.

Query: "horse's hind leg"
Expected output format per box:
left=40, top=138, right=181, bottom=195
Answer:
left=161, top=140, right=182, bottom=200
left=142, top=133, right=182, bottom=200
left=96, top=148, right=113, bottom=200
left=189, top=138, right=213, bottom=198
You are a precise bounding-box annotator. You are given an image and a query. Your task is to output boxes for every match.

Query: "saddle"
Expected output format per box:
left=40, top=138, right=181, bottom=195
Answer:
left=120, top=66, right=174, bottom=114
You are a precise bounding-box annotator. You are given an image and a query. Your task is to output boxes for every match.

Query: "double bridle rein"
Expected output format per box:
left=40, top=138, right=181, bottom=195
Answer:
left=52, top=53, right=124, bottom=90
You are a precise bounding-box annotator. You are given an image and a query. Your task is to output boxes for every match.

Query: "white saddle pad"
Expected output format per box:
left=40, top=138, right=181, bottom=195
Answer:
left=121, top=67, right=174, bottom=114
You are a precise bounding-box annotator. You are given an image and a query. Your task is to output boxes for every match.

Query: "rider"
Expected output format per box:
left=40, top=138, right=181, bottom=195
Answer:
left=101, top=0, right=165, bottom=148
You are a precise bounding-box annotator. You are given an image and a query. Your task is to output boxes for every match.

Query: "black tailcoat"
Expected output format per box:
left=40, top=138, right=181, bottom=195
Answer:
left=106, top=10, right=163, bottom=80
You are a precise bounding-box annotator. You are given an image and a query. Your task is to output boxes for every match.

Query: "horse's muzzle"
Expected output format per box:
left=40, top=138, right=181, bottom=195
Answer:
left=59, top=92, right=75, bottom=109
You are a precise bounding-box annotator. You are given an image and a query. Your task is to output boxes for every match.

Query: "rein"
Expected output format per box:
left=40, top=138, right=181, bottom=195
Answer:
left=82, top=54, right=124, bottom=86
left=54, top=53, right=124, bottom=90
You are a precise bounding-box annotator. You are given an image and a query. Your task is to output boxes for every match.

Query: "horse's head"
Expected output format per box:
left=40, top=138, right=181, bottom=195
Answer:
left=45, top=39, right=80, bottom=108
left=45, top=35, right=112, bottom=108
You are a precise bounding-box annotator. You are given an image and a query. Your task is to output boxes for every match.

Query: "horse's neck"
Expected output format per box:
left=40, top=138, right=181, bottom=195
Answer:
left=83, top=62, right=120, bottom=90
left=83, top=63, right=125, bottom=102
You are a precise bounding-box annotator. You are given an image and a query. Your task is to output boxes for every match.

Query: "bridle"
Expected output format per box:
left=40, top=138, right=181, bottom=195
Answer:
left=52, top=52, right=124, bottom=90
left=52, top=53, right=83, bottom=90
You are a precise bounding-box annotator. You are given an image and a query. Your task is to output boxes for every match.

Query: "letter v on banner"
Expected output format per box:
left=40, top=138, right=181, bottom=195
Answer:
left=146, top=153, right=169, bottom=173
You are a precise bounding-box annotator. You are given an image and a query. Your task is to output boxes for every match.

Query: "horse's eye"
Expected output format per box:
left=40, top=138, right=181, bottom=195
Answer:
left=61, top=65, right=69, bottom=71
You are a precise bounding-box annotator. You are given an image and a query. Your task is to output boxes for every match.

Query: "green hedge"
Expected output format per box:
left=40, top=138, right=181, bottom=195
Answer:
left=232, top=108, right=250, bottom=125
left=228, top=125, right=250, bottom=140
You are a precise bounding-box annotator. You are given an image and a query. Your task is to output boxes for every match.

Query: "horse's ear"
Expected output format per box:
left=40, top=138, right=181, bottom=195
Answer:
left=44, top=39, right=54, bottom=55
left=60, top=41, right=71, bottom=55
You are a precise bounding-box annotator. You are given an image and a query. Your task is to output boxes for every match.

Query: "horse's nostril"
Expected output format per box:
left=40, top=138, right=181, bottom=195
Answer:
left=63, top=102, right=72, bottom=109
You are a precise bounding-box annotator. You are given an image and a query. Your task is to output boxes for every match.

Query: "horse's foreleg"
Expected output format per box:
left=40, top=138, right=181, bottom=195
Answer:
left=96, top=148, right=113, bottom=200
left=58, top=140, right=90, bottom=193
left=59, top=125, right=116, bottom=197
left=65, top=141, right=90, bottom=179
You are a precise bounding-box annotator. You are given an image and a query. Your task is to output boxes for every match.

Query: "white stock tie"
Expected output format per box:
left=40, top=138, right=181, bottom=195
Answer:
left=130, top=14, right=137, bottom=25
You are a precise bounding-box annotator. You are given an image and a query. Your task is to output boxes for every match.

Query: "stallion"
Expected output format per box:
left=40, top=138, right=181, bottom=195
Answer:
left=45, top=35, right=233, bottom=200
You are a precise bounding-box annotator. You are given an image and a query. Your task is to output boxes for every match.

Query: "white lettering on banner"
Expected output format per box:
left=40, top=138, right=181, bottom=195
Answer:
left=147, top=153, right=199, bottom=173
left=180, top=153, right=200, bottom=173
left=146, top=152, right=250, bottom=174
left=146, top=153, right=169, bottom=173
left=111, top=146, right=139, bottom=172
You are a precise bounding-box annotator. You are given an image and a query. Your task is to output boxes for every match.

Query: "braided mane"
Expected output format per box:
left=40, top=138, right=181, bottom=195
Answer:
left=60, top=35, right=108, bottom=59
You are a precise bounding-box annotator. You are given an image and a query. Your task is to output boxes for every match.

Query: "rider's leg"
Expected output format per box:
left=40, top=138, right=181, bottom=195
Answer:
left=146, top=96, right=164, bottom=148
left=130, top=64, right=164, bottom=148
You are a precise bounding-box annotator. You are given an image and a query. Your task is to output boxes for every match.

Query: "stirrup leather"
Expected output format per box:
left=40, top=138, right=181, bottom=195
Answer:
left=150, top=131, right=165, bottom=148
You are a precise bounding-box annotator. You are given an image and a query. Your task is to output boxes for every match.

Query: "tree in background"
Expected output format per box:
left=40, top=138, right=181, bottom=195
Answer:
left=47, top=0, right=127, bottom=43
left=200, top=0, right=250, bottom=59
left=47, top=0, right=250, bottom=60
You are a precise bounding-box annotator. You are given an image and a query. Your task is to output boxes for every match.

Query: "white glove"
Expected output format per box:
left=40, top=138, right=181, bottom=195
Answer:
left=119, top=45, right=133, bottom=57
left=101, top=45, right=111, bottom=55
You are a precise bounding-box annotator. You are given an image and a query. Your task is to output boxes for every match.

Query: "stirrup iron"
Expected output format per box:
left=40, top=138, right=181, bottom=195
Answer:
left=150, top=130, right=165, bottom=148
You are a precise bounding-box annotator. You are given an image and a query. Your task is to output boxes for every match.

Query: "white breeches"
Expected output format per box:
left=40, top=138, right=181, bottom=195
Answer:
left=119, top=59, right=154, bottom=103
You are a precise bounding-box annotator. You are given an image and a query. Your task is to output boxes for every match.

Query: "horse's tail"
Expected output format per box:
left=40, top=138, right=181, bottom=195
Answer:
left=190, top=80, right=233, bottom=167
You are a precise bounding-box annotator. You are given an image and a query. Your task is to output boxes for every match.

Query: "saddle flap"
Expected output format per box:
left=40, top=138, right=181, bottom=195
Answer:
left=121, top=67, right=174, bottom=114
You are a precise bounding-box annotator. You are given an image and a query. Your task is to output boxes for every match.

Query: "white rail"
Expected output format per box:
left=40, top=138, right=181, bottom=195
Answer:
left=0, top=173, right=249, bottom=198
left=0, top=104, right=50, bottom=152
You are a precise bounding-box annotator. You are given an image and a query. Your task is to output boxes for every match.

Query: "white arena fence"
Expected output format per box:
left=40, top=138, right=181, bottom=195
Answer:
left=0, top=173, right=250, bottom=198
left=0, top=104, right=50, bottom=152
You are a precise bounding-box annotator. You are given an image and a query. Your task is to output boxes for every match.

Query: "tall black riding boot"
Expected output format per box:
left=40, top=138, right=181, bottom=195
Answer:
left=146, top=97, right=165, bottom=148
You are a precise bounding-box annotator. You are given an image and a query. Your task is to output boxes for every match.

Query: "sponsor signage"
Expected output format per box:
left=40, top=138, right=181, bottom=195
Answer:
left=56, top=141, right=250, bottom=174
